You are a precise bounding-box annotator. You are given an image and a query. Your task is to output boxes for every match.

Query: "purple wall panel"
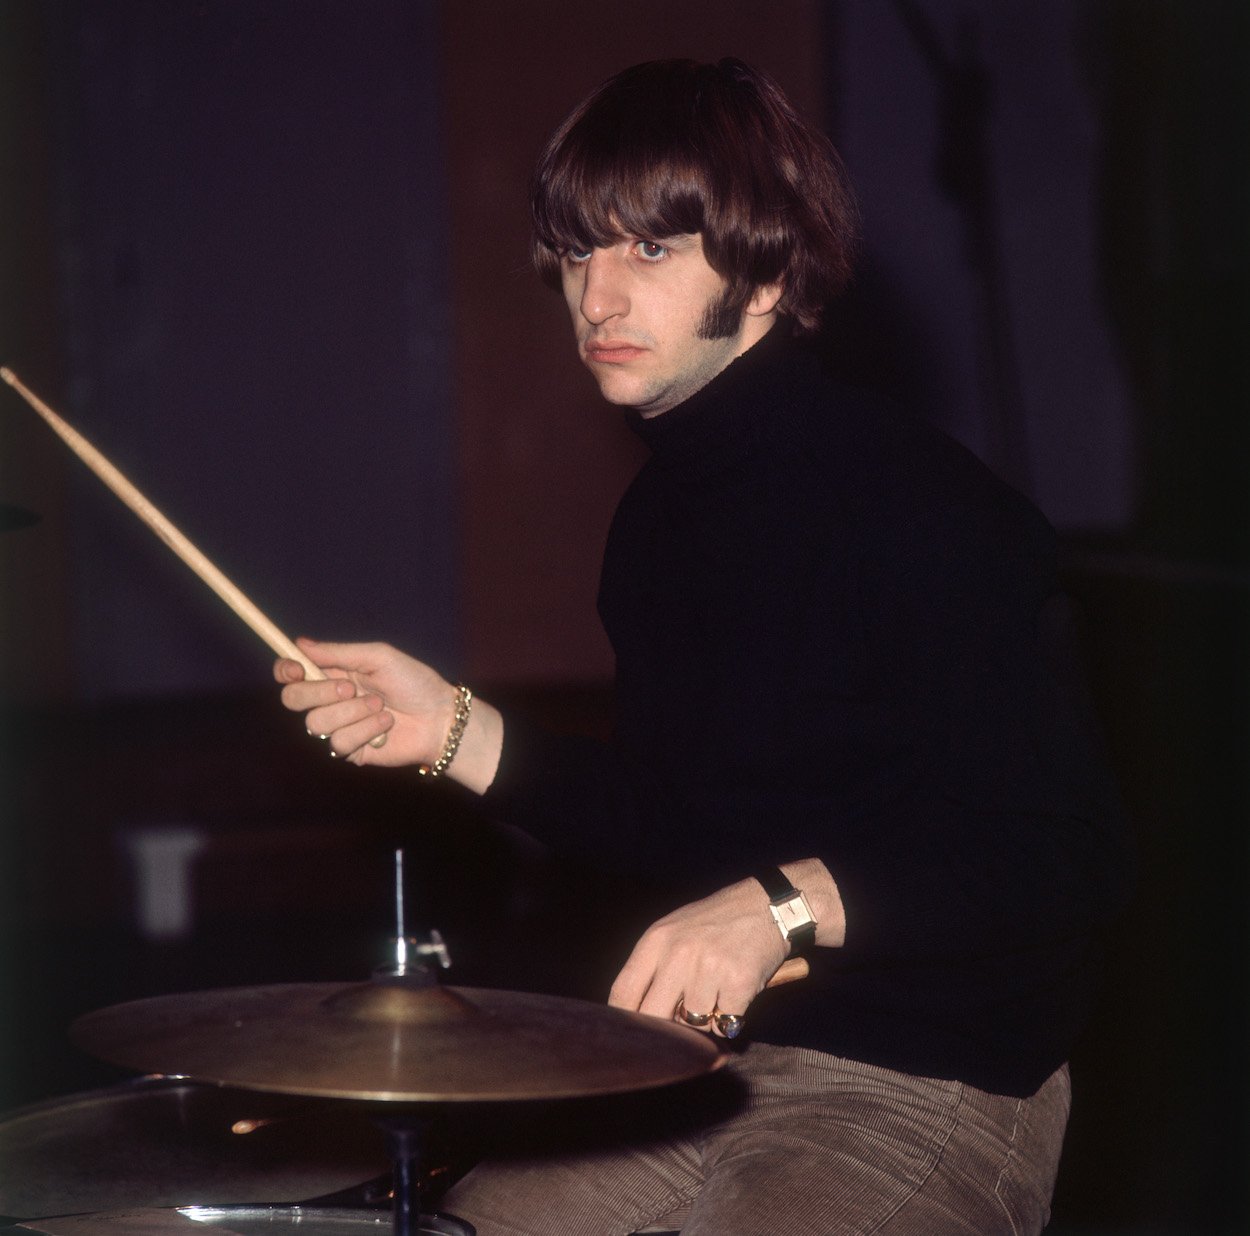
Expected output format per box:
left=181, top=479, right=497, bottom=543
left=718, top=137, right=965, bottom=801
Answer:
left=46, top=0, right=456, bottom=699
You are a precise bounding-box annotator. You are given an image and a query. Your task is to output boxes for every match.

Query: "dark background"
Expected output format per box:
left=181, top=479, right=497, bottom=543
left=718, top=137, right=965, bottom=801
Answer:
left=1, top=1, right=1247, bottom=1231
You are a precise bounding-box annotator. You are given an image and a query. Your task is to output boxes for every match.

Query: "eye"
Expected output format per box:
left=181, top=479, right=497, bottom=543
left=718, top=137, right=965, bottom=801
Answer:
left=563, top=244, right=593, bottom=264
left=634, top=240, right=669, bottom=262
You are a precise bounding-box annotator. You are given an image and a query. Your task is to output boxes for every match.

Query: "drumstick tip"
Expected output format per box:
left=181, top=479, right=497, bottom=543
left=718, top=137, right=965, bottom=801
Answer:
left=0, top=367, right=16, bottom=386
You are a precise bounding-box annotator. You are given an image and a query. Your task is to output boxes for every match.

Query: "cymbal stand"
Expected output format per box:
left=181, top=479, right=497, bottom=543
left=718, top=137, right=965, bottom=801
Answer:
left=371, top=849, right=464, bottom=1235
left=380, top=848, right=451, bottom=981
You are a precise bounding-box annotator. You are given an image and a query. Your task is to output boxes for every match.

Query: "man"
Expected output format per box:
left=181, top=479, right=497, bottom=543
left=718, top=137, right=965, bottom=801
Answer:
left=276, top=58, right=1128, bottom=1234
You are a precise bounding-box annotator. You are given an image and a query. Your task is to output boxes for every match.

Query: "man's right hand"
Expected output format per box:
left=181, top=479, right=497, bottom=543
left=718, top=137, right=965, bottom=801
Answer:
left=273, top=637, right=503, bottom=792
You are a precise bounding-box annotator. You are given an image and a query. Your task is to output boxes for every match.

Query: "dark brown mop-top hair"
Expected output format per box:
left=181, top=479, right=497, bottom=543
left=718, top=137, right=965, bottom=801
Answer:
left=531, top=58, right=859, bottom=337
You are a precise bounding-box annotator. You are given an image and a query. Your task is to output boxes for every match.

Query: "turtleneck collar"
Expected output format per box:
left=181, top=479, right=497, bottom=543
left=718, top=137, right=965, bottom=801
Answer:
left=623, top=324, right=820, bottom=480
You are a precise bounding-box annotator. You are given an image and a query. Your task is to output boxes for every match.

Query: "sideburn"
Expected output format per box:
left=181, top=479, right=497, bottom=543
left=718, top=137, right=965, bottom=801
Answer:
left=696, top=287, right=742, bottom=340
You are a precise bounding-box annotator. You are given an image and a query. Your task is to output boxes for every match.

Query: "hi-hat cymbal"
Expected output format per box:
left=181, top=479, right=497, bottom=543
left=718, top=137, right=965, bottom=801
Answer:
left=71, top=982, right=723, bottom=1103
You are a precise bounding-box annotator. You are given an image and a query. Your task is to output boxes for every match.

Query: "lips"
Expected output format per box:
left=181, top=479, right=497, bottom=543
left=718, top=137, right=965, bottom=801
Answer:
left=584, top=341, right=647, bottom=363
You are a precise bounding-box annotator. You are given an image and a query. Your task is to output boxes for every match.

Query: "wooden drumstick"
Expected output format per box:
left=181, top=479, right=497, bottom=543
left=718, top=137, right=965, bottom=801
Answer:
left=1, top=366, right=325, bottom=681
left=765, top=956, right=809, bottom=988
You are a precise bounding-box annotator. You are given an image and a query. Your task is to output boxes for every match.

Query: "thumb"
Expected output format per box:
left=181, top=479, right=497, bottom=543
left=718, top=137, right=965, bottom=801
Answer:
left=294, top=636, right=387, bottom=676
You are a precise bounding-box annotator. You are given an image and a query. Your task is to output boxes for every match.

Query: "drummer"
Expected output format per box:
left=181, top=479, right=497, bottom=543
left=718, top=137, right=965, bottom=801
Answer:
left=276, top=58, right=1130, bottom=1236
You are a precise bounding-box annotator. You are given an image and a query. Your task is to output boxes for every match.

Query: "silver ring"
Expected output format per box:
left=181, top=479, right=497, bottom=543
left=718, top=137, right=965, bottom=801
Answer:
left=713, top=1011, right=745, bottom=1039
left=675, top=1001, right=712, bottom=1029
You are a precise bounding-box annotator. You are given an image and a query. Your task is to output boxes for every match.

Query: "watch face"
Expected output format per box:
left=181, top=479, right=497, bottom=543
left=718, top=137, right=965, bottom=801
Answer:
left=772, top=891, right=816, bottom=937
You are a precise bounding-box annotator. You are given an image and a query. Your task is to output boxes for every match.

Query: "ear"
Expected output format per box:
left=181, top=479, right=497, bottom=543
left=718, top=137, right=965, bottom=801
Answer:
left=745, top=281, right=783, bottom=318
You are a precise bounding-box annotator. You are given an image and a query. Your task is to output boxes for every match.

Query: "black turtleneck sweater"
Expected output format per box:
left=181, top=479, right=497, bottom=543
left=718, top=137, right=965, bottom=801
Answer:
left=483, top=327, right=1130, bottom=1097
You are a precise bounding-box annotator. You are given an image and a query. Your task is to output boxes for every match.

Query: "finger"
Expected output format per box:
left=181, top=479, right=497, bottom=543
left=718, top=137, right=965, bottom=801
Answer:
left=673, top=1001, right=715, bottom=1033
left=607, top=950, right=654, bottom=1012
left=280, top=676, right=356, bottom=714
left=711, top=1010, right=747, bottom=1040
left=331, top=707, right=395, bottom=762
left=297, top=636, right=392, bottom=675
left=662, top=970, right=720, bottom=1028
left=708, top=977, right=759, bottom=1037
left=637, top=973, right=688, bottom=1022
left=634, top=946, right=700, bottom=1020
left=646, top=933, right=730, bottom=1023
left=306, top=692, right=386, bottom=739
left=273, top=657, right=305, bottom=684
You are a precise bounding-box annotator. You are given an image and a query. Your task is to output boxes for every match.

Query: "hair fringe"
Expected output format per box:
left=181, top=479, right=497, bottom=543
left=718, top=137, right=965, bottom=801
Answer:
left=531, top=58, right=859, bottom=335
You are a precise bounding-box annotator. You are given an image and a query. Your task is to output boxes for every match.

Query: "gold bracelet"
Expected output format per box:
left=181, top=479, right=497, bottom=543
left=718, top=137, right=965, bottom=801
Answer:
left=417, top=683, right=473, bottom=778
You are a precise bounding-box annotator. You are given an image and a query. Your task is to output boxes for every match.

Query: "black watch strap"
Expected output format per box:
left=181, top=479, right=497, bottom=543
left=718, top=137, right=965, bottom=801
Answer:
left=756, top=867, right=799, bottom=901
left=787, top=922, right=817, bottom=953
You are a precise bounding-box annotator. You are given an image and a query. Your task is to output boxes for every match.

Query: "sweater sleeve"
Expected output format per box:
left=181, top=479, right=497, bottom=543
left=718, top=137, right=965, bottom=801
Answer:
left=817, top=486, right=1133, bottom=964
left=480, top=709, right=669, bottom=865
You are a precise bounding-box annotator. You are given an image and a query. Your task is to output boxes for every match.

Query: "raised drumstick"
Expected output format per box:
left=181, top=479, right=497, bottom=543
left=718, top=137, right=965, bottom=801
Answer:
left=1, top=366, right=325, bottom=681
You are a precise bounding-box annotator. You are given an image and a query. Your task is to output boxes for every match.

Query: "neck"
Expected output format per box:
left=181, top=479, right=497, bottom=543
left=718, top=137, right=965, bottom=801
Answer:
left=636, top=312, right=781, bottom=421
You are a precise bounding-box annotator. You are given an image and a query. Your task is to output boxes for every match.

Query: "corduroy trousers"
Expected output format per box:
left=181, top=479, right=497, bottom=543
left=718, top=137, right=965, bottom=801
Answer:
left=443, top=1043, right=1071, bottom=1235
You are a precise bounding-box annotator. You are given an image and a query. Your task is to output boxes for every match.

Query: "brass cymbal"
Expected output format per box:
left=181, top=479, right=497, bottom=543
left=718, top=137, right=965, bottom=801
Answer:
left=0, top=1078, right=388, bottom=1218
left=70, top=982, right=724, bottom=1103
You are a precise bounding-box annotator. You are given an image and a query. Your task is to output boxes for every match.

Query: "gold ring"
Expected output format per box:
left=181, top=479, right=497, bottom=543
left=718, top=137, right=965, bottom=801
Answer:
left=713, top=1011, right=745, bottom=1039
left=675, top=1000, right=712, bottom=1029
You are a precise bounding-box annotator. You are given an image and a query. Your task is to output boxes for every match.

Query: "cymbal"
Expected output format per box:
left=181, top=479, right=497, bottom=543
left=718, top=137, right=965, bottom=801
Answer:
left=71, top=982, right=724, bottom=1103
left=0, top=1078, right=388, bottom=1218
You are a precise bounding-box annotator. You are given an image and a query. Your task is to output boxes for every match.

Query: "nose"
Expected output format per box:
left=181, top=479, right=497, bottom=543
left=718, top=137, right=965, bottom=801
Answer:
left=579, top=248, right=629, bottom=325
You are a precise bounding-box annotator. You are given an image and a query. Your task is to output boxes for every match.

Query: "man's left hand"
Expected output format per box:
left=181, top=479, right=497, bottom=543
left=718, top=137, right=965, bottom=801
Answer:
left=608, top=877, right=790, bottom=1035
left=609, top=859, right=846, bottom=1034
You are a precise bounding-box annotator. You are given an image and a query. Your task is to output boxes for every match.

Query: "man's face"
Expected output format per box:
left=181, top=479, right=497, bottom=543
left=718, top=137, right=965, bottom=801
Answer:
left=560, top=233, right=773, bottom=418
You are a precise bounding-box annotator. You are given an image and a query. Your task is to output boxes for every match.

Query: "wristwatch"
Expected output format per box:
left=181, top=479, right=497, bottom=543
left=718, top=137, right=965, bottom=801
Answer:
left=756, top=867, right=817, bottom=953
